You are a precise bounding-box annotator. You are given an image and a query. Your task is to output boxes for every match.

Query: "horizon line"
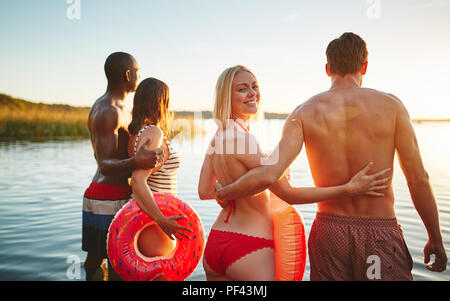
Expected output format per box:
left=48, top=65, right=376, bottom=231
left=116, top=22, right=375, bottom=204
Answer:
left=1, top=92, right=449, bottom=122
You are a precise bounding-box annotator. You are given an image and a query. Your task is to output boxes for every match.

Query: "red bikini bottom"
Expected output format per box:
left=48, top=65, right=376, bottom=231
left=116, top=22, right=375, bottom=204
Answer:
left=204, top=229, right=274, bottom=274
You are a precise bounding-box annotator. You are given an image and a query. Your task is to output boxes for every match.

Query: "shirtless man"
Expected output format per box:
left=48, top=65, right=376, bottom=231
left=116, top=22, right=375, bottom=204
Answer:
left=215, top=33, right=447, bottom=280
left=82, top=52, right=164, bottom=281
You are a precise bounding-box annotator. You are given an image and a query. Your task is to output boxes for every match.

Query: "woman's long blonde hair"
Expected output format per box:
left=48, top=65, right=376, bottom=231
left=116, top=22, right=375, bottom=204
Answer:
left=213, top=65, right=262, bottom=129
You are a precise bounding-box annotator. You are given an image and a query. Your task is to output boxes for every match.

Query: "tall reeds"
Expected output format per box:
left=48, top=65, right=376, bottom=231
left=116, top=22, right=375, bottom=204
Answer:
left=0, top=94, right=90, bottom=140
left=0, top=94, right=203, bottom=141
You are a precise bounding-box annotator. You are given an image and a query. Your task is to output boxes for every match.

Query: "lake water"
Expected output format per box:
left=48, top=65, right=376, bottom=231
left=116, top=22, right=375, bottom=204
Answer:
left=0, top=119, right=449, bottom=281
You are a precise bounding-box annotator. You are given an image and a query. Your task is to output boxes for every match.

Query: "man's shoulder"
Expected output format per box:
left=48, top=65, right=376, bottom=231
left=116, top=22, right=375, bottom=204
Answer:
left=359, top=87, right=402, bottom=103
left=306, top=91, right=330, bottom=103
left=301, top=91, right=334, bottom=107
left=364, top=89, right=408, bottom=113
left=290, top=91, right=329, bottom=115
left=88, top=97, right=123, bottom=134
left=290, top=88, right=405, bottom=120
left=91, top=96, right=121, bottom=120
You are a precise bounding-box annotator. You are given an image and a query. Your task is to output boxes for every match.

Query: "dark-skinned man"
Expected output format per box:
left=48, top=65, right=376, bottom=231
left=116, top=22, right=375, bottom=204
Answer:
left=82, top=52, right=164, bottom=281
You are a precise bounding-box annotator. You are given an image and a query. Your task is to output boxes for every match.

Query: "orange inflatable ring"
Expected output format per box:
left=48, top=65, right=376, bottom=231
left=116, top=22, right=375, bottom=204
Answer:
left=107, top=194, right=205, bottom=281
left=270, top=193, right=307, bottom=281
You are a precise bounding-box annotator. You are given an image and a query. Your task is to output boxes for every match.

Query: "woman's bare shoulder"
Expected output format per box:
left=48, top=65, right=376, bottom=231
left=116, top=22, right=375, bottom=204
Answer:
left=135, top=125, right=164, bottom=151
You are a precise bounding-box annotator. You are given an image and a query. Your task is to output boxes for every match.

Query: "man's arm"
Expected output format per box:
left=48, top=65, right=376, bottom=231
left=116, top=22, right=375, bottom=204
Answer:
left=94, top=108, right=163, bottom=176
left=394, top=96, right=447, bottom=272
left=216, top=111, right=304, bottom=201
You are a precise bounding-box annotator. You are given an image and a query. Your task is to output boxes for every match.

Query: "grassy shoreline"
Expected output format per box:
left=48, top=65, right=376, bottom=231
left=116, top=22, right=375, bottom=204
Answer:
left=0, top=94, right=212, bottom=141
left=1, top=93, right=448, bottom=141
left=1, top=94, right=90, bottom=140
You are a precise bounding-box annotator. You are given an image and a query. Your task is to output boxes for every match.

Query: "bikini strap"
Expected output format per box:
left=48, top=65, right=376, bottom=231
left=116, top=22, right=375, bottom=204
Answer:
left=224, top=200, right=235, bottom=223
left=232, top=118, right=249, bottom=132
left=133, top=125, right=153, bottom=155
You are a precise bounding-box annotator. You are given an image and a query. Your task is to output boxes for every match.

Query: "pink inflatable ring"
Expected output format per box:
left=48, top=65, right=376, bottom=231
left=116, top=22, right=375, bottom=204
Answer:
left=107, top=194, right=205, bottom=281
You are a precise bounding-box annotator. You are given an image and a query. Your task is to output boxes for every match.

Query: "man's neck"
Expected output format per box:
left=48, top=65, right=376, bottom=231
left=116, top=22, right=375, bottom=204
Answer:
left=106, top=83, right=129, bottom=104
left=330, top=73, right=363, bottom=91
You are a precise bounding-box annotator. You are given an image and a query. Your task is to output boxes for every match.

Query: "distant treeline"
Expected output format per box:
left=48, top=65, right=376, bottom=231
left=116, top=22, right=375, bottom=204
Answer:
left=169, top=110, right=450, bottom=123
left=173, top=111, right=289, bottom=120
left=0, top=94, right=290, bottom=140
left=1, top=93, right=446, bottom=141
left=0, top=94, right=90, bottom=140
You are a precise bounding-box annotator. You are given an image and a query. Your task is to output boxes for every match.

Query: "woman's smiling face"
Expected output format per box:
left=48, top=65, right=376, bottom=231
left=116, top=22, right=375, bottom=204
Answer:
left=230, top=71, right=260, bottom=121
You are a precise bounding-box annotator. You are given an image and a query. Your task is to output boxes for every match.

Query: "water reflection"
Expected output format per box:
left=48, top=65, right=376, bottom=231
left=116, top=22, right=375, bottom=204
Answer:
left=0, top=121, right=449, bottom=281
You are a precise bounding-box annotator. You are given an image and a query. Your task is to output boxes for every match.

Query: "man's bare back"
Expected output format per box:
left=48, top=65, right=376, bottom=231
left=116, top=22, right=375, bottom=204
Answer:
left=88, top=95, right=131, bottom=186
left=215, top=32, right=446, bottom=275
left=298, top=86, right=400, bottom=217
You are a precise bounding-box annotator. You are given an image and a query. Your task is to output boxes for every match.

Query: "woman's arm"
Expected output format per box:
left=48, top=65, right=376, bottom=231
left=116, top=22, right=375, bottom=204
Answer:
left=197, top=140, right=231, bottom=208
left=231, top=132, right=391, bottom=204
left=198, top=150, right=217, bottom=200
left=131, top=127, right=192, bottom=240
left=269, top=162, right=392, bottom=205
left=131, top=168, right=164, bottom=221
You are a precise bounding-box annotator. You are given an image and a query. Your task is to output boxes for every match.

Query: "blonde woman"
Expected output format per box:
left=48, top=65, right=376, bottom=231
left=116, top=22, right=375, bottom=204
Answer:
left=198, top=65, right=390, bottom=281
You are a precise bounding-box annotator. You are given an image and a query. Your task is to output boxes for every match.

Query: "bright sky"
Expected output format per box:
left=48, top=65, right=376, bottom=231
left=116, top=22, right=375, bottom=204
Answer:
left=1, top=0, right=449, bottom=118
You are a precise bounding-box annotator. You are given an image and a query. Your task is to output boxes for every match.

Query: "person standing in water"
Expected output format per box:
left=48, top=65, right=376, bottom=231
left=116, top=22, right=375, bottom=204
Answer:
left=199, top=65, right=391, bottom=281
left=83, top=52, right=164, bottom=281
left=126, top=78, right=192, bottom=281
left=215, top=34, right=447, bottom=280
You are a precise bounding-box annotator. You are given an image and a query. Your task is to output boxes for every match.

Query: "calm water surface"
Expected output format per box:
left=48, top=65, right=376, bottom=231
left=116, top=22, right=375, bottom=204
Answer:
left=0, top=120, right=449, bottom=281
